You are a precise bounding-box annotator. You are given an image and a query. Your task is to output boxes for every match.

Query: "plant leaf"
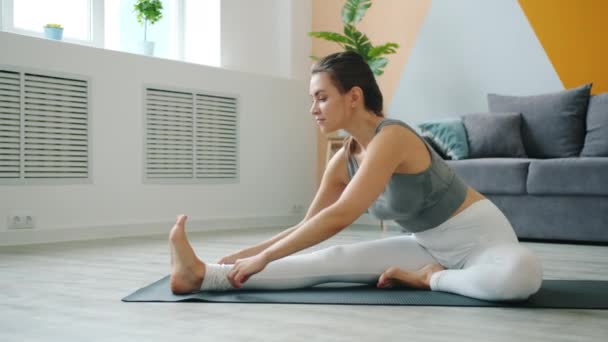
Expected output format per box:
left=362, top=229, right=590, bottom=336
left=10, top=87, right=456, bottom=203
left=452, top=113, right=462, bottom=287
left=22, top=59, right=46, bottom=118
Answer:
left=368, top=57, right=388, bottom=76
left=341, top=0, right=372, bottom=25
left=368, top=43, right=400, bottom=59
left=344, top=45, right=357, bottom=53
left=134, top=0, right=163, bottom=25
left=308, top=31, right=350, bottom=45
left=343, top=25, right=372, bottom=59
left=309, top=55, right=319, bottom=61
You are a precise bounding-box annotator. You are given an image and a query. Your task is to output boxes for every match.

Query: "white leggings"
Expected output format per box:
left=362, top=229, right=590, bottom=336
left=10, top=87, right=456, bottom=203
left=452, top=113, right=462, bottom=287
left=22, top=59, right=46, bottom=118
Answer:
left=201, top=200, right=544, bottom=301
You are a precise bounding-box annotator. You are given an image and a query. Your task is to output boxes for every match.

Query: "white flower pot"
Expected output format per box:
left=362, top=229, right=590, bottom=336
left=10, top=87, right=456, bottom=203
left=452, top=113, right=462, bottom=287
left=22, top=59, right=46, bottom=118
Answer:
left=138, top=41, right=155, bottom=56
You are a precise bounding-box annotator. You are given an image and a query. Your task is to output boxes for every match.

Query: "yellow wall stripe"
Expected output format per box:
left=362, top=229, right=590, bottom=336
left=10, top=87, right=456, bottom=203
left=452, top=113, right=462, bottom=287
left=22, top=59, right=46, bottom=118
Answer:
left=519, top=0, right=608, bottom=94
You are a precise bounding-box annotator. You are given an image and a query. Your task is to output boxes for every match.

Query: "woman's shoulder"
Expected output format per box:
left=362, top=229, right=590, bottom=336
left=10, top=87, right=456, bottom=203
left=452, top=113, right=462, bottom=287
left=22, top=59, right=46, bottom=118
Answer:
left=373, top=118, right=434, bottom=173
left=369, top=122, right=418, bottom=158
left=374, top=119, right=424, bottom=149
left=375, top=118, right=418, bottom=135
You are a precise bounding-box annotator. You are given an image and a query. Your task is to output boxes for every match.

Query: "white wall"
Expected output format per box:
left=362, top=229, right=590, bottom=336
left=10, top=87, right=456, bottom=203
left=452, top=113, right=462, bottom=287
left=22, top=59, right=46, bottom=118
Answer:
left=221, top=0, right=312, bottom=80
left=0, top=31, right=317, bottom=246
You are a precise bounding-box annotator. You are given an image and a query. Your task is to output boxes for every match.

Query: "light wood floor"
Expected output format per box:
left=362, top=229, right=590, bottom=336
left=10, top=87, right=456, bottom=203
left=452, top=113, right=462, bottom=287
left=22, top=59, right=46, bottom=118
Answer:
left=1, top=225, right=607, bottom=342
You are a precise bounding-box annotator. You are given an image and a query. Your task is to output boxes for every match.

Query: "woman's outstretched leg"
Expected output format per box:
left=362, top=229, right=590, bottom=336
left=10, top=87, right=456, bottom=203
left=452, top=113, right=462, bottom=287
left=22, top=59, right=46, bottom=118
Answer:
left=236, top=236, right=440, bottom=291
left=168, top=214, right=442, bottom=293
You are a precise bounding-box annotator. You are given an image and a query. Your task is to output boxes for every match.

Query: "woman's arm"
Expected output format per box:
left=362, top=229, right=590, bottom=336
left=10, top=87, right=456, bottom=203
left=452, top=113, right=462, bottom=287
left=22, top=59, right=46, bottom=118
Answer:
left=216, top=225, right=299, bottom=264
left=258, top=126, right=408, bottom=263
left=227, top=126, right=410, bottom=287
left=259, top=204, right=349, bottom=262
left=219, top=148, right=349, bottom=263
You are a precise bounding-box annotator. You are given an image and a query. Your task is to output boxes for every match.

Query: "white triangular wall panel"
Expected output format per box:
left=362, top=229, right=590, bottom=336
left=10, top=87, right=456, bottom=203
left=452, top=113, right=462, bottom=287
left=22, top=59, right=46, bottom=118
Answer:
left=389, top=0, right=563, bottom=124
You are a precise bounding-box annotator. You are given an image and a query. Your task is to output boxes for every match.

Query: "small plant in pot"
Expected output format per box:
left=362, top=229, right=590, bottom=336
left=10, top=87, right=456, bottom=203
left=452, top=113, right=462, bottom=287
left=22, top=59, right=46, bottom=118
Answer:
left=43, top=23, right=64, bottom=40
left=133, top=0, right=163, bottom=56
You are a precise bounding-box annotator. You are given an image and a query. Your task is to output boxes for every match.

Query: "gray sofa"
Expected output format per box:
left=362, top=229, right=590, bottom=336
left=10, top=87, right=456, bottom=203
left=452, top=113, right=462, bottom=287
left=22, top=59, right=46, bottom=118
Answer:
left=448, top=157, right=608, bottom=243
left=445, top=85, right=608, bottom=243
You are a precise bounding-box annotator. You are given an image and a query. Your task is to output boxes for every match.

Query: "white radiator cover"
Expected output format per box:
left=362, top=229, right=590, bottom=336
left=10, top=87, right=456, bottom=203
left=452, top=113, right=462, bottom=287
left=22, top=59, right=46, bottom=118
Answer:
left=144, top=87, right=239, bottom=183
left=0, top=66, right=90, bottom=183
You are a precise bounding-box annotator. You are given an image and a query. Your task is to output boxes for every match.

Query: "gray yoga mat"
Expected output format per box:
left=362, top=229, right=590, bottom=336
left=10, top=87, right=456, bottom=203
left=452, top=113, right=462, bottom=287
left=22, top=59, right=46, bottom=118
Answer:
left=122, top=276, right=608, bottom=309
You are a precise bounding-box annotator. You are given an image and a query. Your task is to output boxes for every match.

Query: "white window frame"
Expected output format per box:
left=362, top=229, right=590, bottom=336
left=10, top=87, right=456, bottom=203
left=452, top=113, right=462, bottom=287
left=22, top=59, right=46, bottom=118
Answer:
left=0, top=0, right=219, bottom=67
left=176, top=0, right=185, bottom=61
left=0, top=0, right=104, bottom=48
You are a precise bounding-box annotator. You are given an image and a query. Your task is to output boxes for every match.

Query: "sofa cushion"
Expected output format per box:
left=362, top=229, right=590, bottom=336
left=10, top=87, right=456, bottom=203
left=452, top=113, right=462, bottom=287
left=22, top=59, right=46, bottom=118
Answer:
left=417, top=118, right=469, bottom=160
left=462, top=112, right=527, bottom=158
left=447, top=158, right=531, bottom=195
left=487, top=84, right=591, bottom=158
left=581, top=92, right=608, bottom=157
left=527, top=158, right=608, bottom=195
left=488, top=195, right=608, bottom=242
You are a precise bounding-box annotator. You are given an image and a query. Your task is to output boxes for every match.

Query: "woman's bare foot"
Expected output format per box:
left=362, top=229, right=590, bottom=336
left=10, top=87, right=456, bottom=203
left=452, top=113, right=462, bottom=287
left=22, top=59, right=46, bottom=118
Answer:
left=169, top=215, right=206, bottom=294
left=377, top=263, right=445, bottom=290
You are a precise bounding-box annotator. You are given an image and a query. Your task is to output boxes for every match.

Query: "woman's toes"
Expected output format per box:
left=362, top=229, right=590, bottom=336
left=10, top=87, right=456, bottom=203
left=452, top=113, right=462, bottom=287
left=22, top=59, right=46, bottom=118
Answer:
left=377, top=270, right=391, bottom=286
left=176, top=215, right=188, bottom=226
left=378, top=267, right=404, bottom=288
left=377, top=279, right=394, bottom=288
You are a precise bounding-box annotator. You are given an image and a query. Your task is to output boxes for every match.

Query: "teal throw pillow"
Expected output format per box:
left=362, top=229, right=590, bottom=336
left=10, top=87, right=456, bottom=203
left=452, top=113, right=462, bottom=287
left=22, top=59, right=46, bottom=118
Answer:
left=417, top=118, right=469, bottom=160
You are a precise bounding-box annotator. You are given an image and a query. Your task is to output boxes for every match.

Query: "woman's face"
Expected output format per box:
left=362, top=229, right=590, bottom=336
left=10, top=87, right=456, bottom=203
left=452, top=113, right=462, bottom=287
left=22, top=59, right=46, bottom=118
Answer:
left=309, top=72, right=349, bottom=134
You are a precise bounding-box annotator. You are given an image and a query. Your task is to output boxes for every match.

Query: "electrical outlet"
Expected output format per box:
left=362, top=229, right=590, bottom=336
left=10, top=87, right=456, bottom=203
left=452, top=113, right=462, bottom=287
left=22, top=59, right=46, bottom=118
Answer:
left=290, top=204, right=305, bottom=214
left=7, top=215, right=36, bottom=229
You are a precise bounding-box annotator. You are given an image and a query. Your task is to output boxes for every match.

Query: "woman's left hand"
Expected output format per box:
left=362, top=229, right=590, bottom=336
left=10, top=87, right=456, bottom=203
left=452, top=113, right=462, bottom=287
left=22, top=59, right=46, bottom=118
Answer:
left=227, top=254, right=269, bottom=288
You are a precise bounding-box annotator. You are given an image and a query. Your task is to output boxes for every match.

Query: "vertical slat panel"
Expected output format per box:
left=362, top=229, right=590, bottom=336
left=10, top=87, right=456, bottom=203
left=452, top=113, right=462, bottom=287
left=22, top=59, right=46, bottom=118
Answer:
left=195, top=94, right=238, bottom=180
left=23, top=73, right=89, bottom=179
left=144, top=88, right=238, bottom=183
left=145, top=88, right=194, bottom=179
left=0, top=70, right=21, bottom=178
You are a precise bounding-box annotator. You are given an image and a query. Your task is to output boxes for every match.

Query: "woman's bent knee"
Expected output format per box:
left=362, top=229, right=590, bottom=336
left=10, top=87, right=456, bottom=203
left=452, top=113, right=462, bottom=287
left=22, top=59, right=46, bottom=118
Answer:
left=495, top=247, right=543, bottom=300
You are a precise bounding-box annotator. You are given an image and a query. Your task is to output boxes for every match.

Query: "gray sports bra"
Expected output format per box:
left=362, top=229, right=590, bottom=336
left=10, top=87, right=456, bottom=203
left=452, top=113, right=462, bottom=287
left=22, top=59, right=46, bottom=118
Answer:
left=346, top=118, right=468, bottom=233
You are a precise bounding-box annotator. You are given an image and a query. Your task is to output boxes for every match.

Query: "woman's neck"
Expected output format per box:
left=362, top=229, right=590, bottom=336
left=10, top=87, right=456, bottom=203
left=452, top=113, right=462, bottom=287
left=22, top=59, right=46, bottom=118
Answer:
left=344, top=113, right=384, bottom=152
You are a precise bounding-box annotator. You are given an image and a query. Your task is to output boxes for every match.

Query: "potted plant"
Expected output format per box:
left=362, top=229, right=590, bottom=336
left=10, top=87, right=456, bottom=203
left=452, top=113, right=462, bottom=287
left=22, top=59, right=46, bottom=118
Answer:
left=43, top=23, right=64, bottom=40
left=133, top=0, right=163, bottom=56
left=308, top=0, right=399, bottom=76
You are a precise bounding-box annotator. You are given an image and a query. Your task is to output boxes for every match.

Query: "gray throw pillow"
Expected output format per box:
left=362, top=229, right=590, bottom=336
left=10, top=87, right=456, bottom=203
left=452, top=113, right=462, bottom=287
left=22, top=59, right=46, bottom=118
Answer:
left=581, top=92, right=608, bottom=157
left=462, top=112, right=527, bottom=158
left=487, top=83, right=591, bottom=158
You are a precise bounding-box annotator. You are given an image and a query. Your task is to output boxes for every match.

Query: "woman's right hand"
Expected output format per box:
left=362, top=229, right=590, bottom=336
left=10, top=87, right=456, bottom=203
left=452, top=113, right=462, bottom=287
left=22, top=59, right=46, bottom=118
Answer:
left=216, top=248, right=260, bottom=264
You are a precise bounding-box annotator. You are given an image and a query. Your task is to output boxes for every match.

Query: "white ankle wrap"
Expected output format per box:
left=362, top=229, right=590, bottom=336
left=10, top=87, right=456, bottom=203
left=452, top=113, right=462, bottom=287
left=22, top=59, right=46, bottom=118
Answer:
left=200, top=263, right=233, bottom=291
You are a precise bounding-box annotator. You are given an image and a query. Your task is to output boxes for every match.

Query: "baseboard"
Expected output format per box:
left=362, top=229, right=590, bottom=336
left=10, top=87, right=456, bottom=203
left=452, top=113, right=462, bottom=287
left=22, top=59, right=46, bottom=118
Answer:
left=0, top=215, right=301, bottom=247
left=0, top=213, right=391, bottom=247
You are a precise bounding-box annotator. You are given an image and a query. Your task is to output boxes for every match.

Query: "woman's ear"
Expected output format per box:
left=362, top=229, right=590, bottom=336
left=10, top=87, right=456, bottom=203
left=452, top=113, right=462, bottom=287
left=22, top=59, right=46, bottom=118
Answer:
left=349, top=86, right=364, bottom=108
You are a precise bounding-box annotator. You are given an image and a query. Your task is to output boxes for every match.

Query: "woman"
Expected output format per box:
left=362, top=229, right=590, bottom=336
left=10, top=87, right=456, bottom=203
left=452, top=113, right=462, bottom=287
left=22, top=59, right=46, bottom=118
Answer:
left=169, top=51, right=543, bottom=301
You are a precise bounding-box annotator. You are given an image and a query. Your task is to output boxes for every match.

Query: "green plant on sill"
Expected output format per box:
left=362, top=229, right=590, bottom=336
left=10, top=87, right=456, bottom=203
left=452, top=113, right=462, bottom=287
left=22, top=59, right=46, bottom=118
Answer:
left=44, top=23, right=63, bottom=29
left=308, top=0, right=399, bottom=76
left=133, top=0, right=163, bottom=41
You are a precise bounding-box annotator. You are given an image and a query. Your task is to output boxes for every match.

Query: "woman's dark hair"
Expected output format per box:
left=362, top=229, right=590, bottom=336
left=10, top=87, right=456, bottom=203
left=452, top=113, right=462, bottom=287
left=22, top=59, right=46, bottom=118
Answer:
left=311, top=51, right=384, bottom=158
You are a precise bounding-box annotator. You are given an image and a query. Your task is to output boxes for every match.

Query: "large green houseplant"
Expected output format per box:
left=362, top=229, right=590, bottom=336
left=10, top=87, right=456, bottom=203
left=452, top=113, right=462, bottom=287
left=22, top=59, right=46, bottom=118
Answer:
left=308, top=0, right=399, bottom=76
left=133, top=0, right=164, bottom=56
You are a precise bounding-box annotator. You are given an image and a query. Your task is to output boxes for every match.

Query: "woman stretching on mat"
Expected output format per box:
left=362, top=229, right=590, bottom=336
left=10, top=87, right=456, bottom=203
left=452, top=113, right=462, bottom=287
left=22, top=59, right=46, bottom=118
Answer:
left=169, top=51, right=543, bottom=301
